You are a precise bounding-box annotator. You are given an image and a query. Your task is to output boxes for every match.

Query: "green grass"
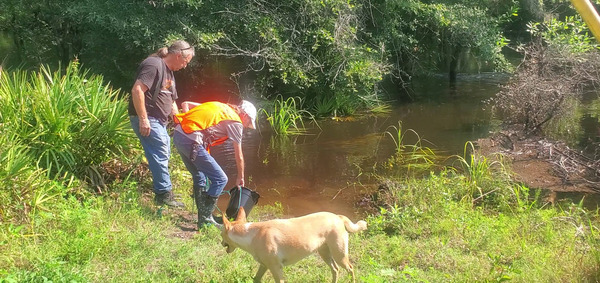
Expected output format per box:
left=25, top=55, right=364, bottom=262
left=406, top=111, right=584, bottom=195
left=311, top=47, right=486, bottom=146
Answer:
left=3, top=148, right=600, bottom=282
left=363, top=172, right=600, bottom=282
left=450, top=141, right=515, bottom=208
left=2, top=170, right=600, bottom=282
left=381, top=121, right=441, bottom=178
left=263, top=95, right=318, bottom=135
left=0, top=193, right=347, bottom=282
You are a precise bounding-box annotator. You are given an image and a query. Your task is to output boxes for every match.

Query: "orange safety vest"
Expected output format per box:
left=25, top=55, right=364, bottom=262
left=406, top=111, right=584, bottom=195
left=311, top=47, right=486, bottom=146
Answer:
left=175, top=101, right=242, bottom=147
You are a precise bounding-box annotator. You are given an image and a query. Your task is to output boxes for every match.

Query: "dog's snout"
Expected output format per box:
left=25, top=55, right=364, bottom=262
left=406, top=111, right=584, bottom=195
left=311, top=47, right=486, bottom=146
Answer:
left=221, top=241, right=235, bottom=253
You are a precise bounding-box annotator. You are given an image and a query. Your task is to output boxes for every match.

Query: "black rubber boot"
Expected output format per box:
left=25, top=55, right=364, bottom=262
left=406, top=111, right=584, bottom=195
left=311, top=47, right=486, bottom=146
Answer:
left=154, top=191, right=184, bottom=208
left=192, top=186, right=202, bottom=213
left=196, top=192, right=222, bottom=229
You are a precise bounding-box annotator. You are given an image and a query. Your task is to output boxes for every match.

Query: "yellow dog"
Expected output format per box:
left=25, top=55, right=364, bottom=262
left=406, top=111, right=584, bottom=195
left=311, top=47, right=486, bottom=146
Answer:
left=220, top=207, right=367, bottom=282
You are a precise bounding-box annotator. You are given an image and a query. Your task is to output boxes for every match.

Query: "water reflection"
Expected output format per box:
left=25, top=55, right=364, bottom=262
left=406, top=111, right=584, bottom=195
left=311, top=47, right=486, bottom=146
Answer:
left=212, top=73, right=508, bottom=217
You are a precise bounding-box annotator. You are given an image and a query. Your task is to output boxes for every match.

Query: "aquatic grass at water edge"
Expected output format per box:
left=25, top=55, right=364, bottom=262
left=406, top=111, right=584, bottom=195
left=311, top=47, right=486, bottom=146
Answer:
left=382, top=121, right=440, bottom=177
left=263, top=95, right=319, bottom=135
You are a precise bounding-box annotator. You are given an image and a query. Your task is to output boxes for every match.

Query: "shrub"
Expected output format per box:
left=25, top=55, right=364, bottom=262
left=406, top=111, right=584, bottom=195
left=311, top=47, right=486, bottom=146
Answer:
left=0, top=61, right=136, bottom=224
left=0, top=61, right=135, bottom=190
left=0, top=134, right=65, bottom=225
left=492, top=16, right=600, bottom=136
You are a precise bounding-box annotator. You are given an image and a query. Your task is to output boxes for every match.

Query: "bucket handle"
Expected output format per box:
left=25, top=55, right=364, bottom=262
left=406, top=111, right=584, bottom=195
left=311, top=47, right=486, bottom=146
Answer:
left=216, top=186, right=243, bottom=215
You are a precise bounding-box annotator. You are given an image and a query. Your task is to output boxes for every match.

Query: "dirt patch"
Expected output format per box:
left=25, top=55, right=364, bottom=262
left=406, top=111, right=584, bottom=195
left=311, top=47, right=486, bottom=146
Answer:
left=139, top=191, right=200, bottom=240
left=476, top=132, right=600, bottom=195
left=169, top=208, right=200, bottom=239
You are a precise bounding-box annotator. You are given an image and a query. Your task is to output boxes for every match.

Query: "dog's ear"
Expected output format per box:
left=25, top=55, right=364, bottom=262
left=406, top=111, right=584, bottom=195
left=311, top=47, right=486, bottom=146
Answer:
left=236, top=207, right=247, bottom=223
left=222, top=214, right=231, bottom=230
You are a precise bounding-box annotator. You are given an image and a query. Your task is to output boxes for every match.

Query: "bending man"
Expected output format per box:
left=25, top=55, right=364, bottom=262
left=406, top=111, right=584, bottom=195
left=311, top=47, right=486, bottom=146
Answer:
left=173, top=100, right=257, bottom=228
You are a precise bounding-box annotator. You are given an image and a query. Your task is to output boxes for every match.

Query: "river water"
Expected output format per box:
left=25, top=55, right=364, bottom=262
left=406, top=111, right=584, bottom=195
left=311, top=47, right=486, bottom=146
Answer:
left=211, top=73, right=509, bottom=218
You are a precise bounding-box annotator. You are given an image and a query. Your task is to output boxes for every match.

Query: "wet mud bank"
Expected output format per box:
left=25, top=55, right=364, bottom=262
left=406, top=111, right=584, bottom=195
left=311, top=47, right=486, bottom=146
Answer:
left=477, top=131, right=600, bottom=207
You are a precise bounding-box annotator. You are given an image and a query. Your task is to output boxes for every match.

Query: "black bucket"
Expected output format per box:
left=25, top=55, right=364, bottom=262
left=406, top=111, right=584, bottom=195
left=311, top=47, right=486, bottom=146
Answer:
left=226, top=186, right=260, bottom=219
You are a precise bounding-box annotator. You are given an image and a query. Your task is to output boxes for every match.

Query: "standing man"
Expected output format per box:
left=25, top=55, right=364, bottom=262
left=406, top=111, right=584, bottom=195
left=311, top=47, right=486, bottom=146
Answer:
left=129, top=40, right=195, bottom=207
left=173, top=100, right=257, bottom=228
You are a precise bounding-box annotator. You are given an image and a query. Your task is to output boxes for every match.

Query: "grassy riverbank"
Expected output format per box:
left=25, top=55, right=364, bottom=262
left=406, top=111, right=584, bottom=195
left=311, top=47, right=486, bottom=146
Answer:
left=2, top=166, right=599, bottom=282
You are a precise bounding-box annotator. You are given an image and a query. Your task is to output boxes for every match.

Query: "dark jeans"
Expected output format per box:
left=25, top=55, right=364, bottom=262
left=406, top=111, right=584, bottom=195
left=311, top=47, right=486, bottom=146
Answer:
left=173, top=132, right=228, bottom=198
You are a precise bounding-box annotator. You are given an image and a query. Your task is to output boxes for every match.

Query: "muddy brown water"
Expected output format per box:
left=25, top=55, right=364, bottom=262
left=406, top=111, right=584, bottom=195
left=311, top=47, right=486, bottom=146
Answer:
left=210, top=74, right=509, bottom=218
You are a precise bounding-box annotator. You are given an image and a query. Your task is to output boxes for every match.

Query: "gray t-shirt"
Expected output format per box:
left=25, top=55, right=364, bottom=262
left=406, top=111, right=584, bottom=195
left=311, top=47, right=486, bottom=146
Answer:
left=175, top=120, right=243, bottom=146
left=128, top=56, right=177, bottom=125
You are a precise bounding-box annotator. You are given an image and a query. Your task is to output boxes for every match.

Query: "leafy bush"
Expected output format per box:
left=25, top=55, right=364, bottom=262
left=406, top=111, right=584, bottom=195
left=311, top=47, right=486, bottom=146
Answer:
left=528, top=15, right=599, bottom=54
left=0, top=0, right=516, bottom=117
left=368, top=0, right=513, bottom=83
left=0, top=62, right=134, bottom=188
left=0, top=134, right=65, bottom=225
left=197, top=0, right=388, bottom=116
left=0, top=62, right=135, bottom=224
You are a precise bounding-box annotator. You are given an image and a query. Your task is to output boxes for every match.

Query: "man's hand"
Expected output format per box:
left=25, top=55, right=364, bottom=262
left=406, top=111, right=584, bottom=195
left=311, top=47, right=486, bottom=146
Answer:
left=236, top=176, right=245, bottom=187
left=139, top=117, right=151, bottom=136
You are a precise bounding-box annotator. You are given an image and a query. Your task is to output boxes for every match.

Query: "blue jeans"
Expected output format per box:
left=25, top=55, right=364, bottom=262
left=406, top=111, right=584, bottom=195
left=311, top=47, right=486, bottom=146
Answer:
left=173, top=132, right=228, bottom=198
left=130, top=116, right=172, bottom=194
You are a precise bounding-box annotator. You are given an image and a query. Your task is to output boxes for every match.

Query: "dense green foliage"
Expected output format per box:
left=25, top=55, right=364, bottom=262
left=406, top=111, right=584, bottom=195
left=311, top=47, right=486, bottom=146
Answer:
left=529, top=15, right=599, bottom=53
left=368, top=0, right=515, bottom=82
left=0, top=0, right=517, bottom=116
left=0, top=62, right=135, bottom=224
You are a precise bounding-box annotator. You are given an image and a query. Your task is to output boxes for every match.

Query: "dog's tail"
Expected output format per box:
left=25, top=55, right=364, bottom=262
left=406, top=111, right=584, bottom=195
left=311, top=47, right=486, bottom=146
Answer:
left=340, top=216, right=368, bottom=233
